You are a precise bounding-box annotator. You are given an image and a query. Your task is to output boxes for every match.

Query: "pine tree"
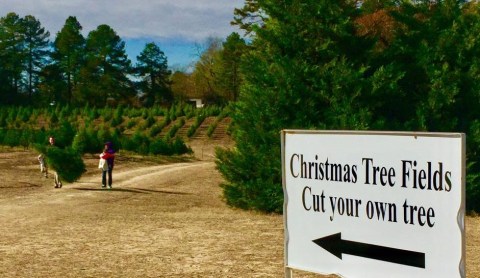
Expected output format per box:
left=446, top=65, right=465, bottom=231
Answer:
left=80, top=24, right=134, bottom=106
left=0, top=12, right=26, bottom=103
left=136, top=42, right=172, bottom=106
left=217, top=32, right=247, bottom=101
left=52, top=16, right=85, bottom=104
left=22, top=15, right=50, bottom=100
left=216, top=1, right=376, bottom=212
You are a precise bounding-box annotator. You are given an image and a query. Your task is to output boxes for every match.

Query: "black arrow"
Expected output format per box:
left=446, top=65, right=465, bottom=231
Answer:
left=313, top=233, right=425, bottom=268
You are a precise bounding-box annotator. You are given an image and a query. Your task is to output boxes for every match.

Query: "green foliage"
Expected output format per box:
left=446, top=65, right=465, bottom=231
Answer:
left=202, top=105, right=223, bottom=117
left=160, top=114, right=171, bottom=129
left=133, top=131, right=151, bottom=154
left=126, top=119, right=136, bottom=129
left=217, top=32, right=247, bottom=101
left=52, top=16, right=85, bottom=104
left=149, top=124, right=163, bottom=137
left=183, top=104, right=195, bottom=119
left=111, top=106, right=124, bottom=126
left=101, top=109, right=113, bottom=122
left=83, top=126, right=101, bottom=153
left=51, top=120, right=76, bottom=148
left=168, top=106, right=178, bottom=122
left=97, top=127, right=112, bottom=146
left=149, top=136, right=191, bottom=156
left=216, top=1, right=480, bottom=213
left=50, top=112, right=58, bottom=126
left=72, top=129, right=87, bottom=154
left=149, top=139, right=170, bottom=155
left=0, top=105, right=196, bottom=159
left=206, top=122, right=217, bottom=138
left=3, top=129, right=21, bottom=147
left=165, top=118, right=185, bottom=139
left=141, top=109, right=149, bottom=119
left=142, top=115, right=156, bottom=129
left=78, top=24, right=135, bottom=106
left=172, top=137, right=191, bottom=155
left=187, top=115, right=206, bottom=137
left=1, top=9, right=243, bottom=107
left=136, top=42, right=172, bottom=106
left=34, top=144, right=85, bottom=183
left=206, top=108, right=230, bottom=138
left=0, top=111, right=7, bottom=128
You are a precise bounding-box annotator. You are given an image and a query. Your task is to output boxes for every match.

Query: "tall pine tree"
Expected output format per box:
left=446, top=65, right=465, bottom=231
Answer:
left=135, top=42, right=171, bottom=106
left=23, top=15, right=50, bottom=100
left=52, top=16, right=85, bottom=104
left=80, top=24, right=134, bottom=106
left=0, top=12, right=26, bottom=103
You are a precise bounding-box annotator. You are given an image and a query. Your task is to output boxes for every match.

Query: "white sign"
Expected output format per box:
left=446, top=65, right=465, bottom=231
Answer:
left=282, top=130, right=465, bottom=278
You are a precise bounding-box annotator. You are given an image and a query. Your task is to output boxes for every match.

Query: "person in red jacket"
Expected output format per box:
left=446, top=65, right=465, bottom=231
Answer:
left=100, top=142, right=115, bottom=189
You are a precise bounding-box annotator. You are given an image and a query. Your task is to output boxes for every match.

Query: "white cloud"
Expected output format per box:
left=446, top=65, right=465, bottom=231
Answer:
left=0, top=0, right=244, bottom=41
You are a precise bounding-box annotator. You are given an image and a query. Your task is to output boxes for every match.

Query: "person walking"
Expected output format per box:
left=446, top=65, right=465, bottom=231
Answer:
left=43, top=136, right=62, bottom=188
left=34, top=135, right=85, bottom=188
left=100, top=142, right=115, bottom=189
left=38, top=153, right=48, bottom=178
left=48, top=136, right=62, bottom=188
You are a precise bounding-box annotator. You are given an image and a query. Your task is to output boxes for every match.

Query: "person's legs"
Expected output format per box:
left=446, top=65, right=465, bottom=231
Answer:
left=40, top=163, right=47, bottom=177
left=107, top=168, right=113, bottom=188
left=54, top=172, right=61, bottom=188
left=102, top=170, right=107, bottom=188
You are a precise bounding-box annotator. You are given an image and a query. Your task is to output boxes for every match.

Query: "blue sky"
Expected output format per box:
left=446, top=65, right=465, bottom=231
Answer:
left=124, top=37, right=199, bottom=70
left=0, top=0, right=245, bottom=68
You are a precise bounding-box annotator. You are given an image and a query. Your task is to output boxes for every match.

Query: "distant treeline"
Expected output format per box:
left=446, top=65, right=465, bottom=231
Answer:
left=0, top=12, right=248, bottom=107
left=0, top=13, right=171, bottom=107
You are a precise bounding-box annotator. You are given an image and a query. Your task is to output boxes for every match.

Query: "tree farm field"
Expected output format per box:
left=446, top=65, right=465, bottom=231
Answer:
left=0, top=144, right=479, bottom=277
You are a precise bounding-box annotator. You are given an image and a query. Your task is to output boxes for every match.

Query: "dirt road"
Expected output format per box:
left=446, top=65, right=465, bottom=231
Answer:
left=0, top=148, right=478, bottom=277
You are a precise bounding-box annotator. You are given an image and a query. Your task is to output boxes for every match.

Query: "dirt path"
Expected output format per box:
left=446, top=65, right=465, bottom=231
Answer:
left=0, top=149, right=478, bottom=277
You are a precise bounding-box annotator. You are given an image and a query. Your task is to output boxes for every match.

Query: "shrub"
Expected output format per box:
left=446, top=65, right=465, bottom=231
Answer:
left=50, top=112, right=58, bottom=126
left=207, top=122, right=217, bottom=138
left=149, top=124, right=163, bottom=137
left=126, top=107, right=142, bottom=118
left=111, top=129, right=122, bottom=151
left=3, top=129, right=20, bottom=147
left=126, top=131, right=150, bottom=155
left=97, top=127, right=112, bottom=146
left=183, top=104, right=195, bottom=119
left=168, top=106, right=178, bottom=122
left=187, top=115, right=206, bottom=138
left=126, top=119, right=136, bottom=129
left=51, top=120, right=76, bottom=148
left=19, top=129, right=34, bottom=148
left=166, top=118, right=185, bottom=139
left=88, top=109, right=99, bottom=121
left=84, top=127, right=101, bottom=153
left=141, top=109, right=149, bottom=119
left=111, top=108, right=124, bottom=127
left=149, top=139, right=171, bottom=155
left=151, top=106, right=165, bottom=116
left=72, top=129, right=87, bottom=154
left=16, top=108, right=31, bottom=123
left=0, top=112, right=7, bottom=128
left=172, top=137, right=191, bottom=155
left=143, top=115, right=156, bottom=129
left=101, top=109, right=113, bottom=122
left=34, top=144, right=86, bottom=183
